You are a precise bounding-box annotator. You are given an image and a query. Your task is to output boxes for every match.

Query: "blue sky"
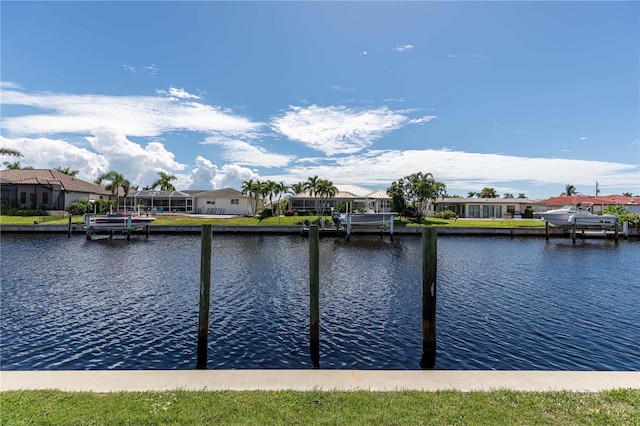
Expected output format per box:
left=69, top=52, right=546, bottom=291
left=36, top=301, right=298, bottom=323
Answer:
left=1, top=1, right=638, bottom=199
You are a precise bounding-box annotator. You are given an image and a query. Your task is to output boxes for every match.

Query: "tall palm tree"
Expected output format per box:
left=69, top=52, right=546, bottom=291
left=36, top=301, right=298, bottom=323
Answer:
left=151, top=171, right=177, bottom=191
left=241, top=179, right=264, bottom=215
left=263, top=180, right=278, bottom=215
left=0, top=148, right=23, bottom=157
left=316, top=179, right=338, bottom=218
left=95, top=171, right=131, bottom=212
left=288, top=182, right=305, bottom=195
left=54, top=167, right=80, bottom=176
left=275, top=181, right=289, bottom=215
left=304, top=175, right=321, bottom=213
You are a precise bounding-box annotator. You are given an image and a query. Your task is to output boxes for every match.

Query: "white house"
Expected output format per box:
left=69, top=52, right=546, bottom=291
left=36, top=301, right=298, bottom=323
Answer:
left=183, top=188, right=251, bottom=215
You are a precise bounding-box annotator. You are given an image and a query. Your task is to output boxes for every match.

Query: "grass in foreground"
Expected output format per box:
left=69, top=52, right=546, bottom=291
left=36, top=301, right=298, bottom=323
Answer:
left=2, top=389, right=638, bottom=425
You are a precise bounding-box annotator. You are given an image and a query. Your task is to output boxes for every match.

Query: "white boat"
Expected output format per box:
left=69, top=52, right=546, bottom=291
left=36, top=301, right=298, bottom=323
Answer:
left=534, top=203, right=617, bottom=228
left=85, top=213, right=156, bottom=231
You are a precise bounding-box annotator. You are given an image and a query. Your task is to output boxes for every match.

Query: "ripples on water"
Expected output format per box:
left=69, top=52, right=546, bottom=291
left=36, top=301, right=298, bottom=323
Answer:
left=1, top=233, right=638, bottom=371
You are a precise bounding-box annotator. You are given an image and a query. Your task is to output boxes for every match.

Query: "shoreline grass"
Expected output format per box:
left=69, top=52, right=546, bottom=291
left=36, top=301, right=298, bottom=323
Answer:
left=2, top=389, right=638, bottom=425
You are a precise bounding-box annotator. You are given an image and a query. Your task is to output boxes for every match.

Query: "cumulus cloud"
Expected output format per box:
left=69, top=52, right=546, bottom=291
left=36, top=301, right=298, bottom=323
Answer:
left=1, top=86, right=261, bottom=137
left=217, top=164, right=258, bottom=189
left=85, top=129, right=186, bottom=187
left=189, top=156, right=218, bottom=189
left=0, top=135, right=108, bottom=181
left=202, top=136, right=294, bottom=167
left=270, top=105, right=427, bottom=155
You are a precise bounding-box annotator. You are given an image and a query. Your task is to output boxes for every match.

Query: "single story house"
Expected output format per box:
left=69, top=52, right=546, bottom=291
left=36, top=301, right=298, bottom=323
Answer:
left=435, top=197, right=545, bottom=218
left=0, top=169, right=111, bottom=213
left=288, top=184, right=392, bottom=214
left=183, top=188, right=251, bottom=215
left=538, top=195, right=640, bottom=214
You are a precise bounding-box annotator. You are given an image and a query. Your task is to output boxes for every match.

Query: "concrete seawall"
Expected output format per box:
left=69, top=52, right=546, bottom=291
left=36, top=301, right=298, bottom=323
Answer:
left=1, top=224, right=635, bottom=239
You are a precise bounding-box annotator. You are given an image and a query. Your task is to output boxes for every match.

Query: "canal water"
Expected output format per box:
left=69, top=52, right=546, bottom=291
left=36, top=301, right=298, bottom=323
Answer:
left=1, top=233, right=638, bottom=371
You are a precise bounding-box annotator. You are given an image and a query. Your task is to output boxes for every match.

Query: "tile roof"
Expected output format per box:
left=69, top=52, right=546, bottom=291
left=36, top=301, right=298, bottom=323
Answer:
left=0, top=169, right=110, bottom=195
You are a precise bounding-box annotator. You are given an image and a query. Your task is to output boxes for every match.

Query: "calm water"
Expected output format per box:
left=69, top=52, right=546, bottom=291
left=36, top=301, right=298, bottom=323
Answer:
left=1, top=233, right=638, bottom=371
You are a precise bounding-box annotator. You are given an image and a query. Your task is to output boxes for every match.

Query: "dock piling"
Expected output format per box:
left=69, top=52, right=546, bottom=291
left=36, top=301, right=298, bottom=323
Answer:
left=420, top=227, right=437, bottom=369
left=309, top=225, right=320, bottom=368
left=196, top=225, right=212, bottom=369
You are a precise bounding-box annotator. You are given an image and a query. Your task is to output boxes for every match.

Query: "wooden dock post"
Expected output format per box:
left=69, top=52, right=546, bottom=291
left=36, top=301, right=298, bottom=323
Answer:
left=84, top=214, right=92, bottom=240
left=545, top=222, right=549, bottom=241
left=68, top=214, right=73, bottom=238
left=196, top=225, right=212, bottom=369
left=614, top=219, right=619, bottom=245
left=420, top=227, right=437, bottom=369
left=309, top=224, right=320, bottom=368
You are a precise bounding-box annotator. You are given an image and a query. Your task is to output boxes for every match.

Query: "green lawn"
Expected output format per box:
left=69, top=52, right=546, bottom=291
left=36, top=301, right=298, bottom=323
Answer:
left=0, top=213, right=547, bottom=228
left=2, top=389, right=638, bottom=425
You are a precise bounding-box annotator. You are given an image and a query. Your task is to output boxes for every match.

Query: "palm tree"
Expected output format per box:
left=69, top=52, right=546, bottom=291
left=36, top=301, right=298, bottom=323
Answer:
left=561, top=184, right=578, bottom=197
left=263, top=180, right=278, bottom=216
left=3, top=161, right=33, bottom=170
left=95, top=171, right=131, bottom=212
left=316, top=179, right=338, bottom=218
left=503, top=193, right=514, bottom=199
left=479, top=187, right=499, bottom=198
left=151, top=171, right=177, bottom=191
left=54, top=167, right=79, bottom=176
left=288, top=182, right=305, bottom=195
left=467, top=191, right=477, bottom=198
left=275, top=181, right=289, bottom=215
left=0, top=148, right=23, bottom=157
left=241, top=179, right=264, bottom=215
left=304, top=175, right=321, bottom=213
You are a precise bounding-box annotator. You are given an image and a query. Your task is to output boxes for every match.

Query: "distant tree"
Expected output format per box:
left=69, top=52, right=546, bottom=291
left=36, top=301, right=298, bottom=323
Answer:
left=622, top=192, right=633, bottom=197
left=54, top=166, right=79, bottom=176
left=467, top=191, right=477, bottom=198
left=0, top=148, right=23, bottom=157
left=94, top=171, right=131, bottom=212
left=3, top=161, right=33, bottom=170
left=288, top=182, right=305, bottom=195
left=241, top=179, right=263, bottom=215
left=151, top=171, right=177, bottom=191
left=479, top=187, right=499, bottom=198
left=387, top=180, right=408, bottom=216
left=518, top=193, right=526, bottom=199
left=263, top=180, right=278, bottom=216
left=561, top=184, right=578, bottom=197
left=503, top=193, right=514, bottom=199
left=386, top=172, right=446, bottom=219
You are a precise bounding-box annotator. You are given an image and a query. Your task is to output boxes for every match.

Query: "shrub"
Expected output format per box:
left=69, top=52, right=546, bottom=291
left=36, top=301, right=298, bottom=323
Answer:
left=283, top=210, right=296, bottom=216
left=67, top=199, right=93, bottom=215
left=434, top=210, right=458, bottom=219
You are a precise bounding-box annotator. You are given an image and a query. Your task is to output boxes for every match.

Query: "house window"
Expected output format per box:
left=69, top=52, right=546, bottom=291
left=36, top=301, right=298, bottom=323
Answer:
left=482, top=206, right=494, bottom=218
left=20, top=192, right=27, bottom=204
left=468, top=205, right=480, bottom=218
left=231, top=199, right=239, bottom=205
left=206, top=200, right=215, bottom=204
left=43, top=193, right=49, bottom=204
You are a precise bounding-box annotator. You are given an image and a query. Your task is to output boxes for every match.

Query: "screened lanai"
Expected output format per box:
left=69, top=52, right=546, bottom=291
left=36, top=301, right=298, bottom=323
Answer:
left=124, top=190, right=196, bottom=213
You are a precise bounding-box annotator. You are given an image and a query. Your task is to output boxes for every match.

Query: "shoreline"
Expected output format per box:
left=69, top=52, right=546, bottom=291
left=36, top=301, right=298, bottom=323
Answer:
left=1, top=224, right=636, bottom=239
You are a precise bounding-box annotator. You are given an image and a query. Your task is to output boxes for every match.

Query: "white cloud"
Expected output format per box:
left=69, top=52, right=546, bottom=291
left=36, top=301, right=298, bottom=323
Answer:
left=189, top=156, right=218, bottom=189
left=394, top=44, right=414, bottom=52
left=267, top=149, right=639, bottom=199
left=1, top=87, right=261, bottom=137
left=217, top=164, right=258, bottom=189
left=85, top=129, right=186, bottom=187
left=0, top=135, right=108, bottom=181
left=270, top=105, right=423, bottom=155
left=156, top=87, right=201, bottom=100
left=202, top=137, right=294, bottom=167
left=408, top=115, right=437, bottom=125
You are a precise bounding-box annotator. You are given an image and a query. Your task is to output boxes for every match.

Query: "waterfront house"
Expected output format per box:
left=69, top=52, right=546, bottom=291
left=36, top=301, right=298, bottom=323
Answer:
left=288, top=184, right=392, bottom=214
left=183, top=188, right=251, bottom=215
left=435, top=197, right=545, bottom=218
left=0, top=169, right=111, bottom=213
